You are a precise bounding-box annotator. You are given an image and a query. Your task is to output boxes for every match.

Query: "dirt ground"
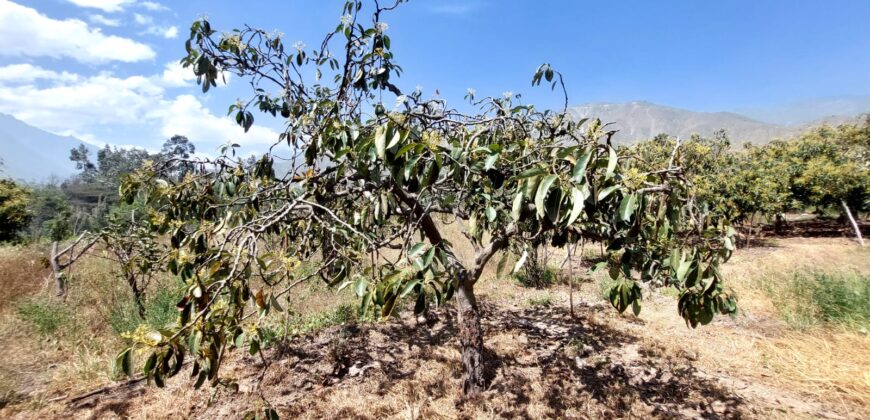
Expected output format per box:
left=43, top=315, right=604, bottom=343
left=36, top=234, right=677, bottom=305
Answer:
left=0, top=230, right=867, bottom=419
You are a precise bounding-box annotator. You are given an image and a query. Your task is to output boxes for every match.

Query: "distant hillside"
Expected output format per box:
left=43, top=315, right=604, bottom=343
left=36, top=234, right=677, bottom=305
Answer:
left=567, top=101, right=797, bottom=145
left=0, top=113, right=97, bottom=183
left=737, top=95, right=870, bottom=126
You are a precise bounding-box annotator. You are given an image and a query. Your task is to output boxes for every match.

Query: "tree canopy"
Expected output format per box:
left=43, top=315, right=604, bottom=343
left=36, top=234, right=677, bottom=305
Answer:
left=0, top=178, right=31, bottom=242
left=112, top=0, right=736, bottom=400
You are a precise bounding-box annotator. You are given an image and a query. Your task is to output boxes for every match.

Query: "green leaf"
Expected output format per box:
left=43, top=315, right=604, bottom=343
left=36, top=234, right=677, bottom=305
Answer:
left=514, top=167, right=546, bottom=180
left=485, top=206, right=497, bottom=222
left=534, top=175, right=558, bottom=218
left=511, top=192, right=524, bottom=222
left=264, top=408, right=280, bottom=420
left=354, top=277, right=367, bottom=297
left=571, top=149, right=593, bottom=182
left=597, top=185, right=620, bottom=201
left=512, top=250, right=528, bottom=273
left=400, top=279, right=420, bottom=298
left=386, top=127, right=402, bottom=149
left=676, top=259, right=691, bottom=282
left=374, top=124, right=387, bottom=159
left=618, top=193, right=638, bottom=222
left=403, top=155, right=421, bottom=180
left=605, top=146, right=618, bottom=179
left=115, top=348, right=133, bottom=377
left=484, top=153, right=499, bottom=171
left=143, top=352, right=157, bottom=375
left=415, top=245, right=437, bottom=271
left=407, top=242, right=426, bottom=259
left=567, top=187, right=586, bottom=226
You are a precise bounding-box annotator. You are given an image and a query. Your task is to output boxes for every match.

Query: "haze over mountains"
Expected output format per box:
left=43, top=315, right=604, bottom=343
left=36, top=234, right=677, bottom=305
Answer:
left=0, top=113, right=97, bottom=183
left=0, top=96, right=867, bottom=182
left=568, top=100, right=866, bottom=145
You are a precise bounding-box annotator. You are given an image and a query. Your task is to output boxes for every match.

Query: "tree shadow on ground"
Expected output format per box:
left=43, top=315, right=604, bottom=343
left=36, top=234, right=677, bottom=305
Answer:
left=743, top=217, right=868, bottom=243
left=272, top=303, right=745, bottom=419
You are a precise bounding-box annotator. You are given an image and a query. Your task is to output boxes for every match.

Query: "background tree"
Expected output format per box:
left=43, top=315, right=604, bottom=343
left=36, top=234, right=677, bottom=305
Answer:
left=785, top=119, right=869, bottom=244
left=158, top=135, right=197, bottom=181
left=64, top=139, right=197, bottom=233
left=160, top=135, right=196, bottom=159
left=0, top=178, right=31, bottom=242
left=113, top=0, right=737, bottom=398
left=26, top=182, right=73, bottom=241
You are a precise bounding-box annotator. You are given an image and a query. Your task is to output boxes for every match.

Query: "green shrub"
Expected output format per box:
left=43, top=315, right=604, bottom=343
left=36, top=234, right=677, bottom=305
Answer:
left=294, top=303, right=357, bottom=333
left=107, top=284, right=184, bottom=335
left=17, top=299, right=74, bottom=336
left=527, top=294, right=553, bottom=307
left=773, top=271, right=870, bottom=330
left=515, top=266, right=557, bottom=288
left=145, top=285, right=183, bottom=328
left=107, top=299, right=140, bottom=336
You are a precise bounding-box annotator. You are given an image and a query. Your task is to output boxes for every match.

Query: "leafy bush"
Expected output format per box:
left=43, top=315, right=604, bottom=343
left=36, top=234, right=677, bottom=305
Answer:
left=25, top=184, right=72, bottom=241
left=527, top=294, right=553, bottom=307
left=290, top=303, right=357, bottom=335
left=0, top=179, right=31, bottom=242
left=144, top=285, right=184, bottom=328
left=515, top=268, right=557, bottom=288
left=107, top=284, right=184, bottom=335
left=774, top=272, right=870, bottom=330
left=17, top=299, right=74, bottom=336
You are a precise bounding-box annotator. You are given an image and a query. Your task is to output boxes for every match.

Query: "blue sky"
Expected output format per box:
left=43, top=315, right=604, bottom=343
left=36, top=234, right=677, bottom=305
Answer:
left=0, top=0, right=868, bottom=154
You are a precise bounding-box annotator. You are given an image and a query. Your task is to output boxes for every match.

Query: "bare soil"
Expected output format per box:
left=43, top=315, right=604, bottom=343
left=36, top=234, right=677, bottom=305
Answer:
left=0, top=234, right=867, bottom=419
left=7, top=299, right=862, bottom=419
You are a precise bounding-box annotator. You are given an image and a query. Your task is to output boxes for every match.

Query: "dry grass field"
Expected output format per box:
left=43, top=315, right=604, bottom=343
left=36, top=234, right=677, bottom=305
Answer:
left=0, top=220, right=867, bottom=419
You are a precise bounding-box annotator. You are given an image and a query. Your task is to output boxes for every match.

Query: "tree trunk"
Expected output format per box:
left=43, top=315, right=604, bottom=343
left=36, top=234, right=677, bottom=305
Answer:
left=129, top=275, right=146, bottom=318
left=841, top=200, right=865, bottom=246
left=455, top=279, right=485, bottom=395
left=774, top=213, right=787, bottom=234
left=50, top=241, right=66, bottom=297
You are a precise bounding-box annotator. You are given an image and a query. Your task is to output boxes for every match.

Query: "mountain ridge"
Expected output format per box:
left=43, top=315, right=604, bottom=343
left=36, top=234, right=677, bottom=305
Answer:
left=567, top=100, right=866, bottom=145
left=0, top=113, right=98, bottom=183
left=1, top=101, right=866, bottom=181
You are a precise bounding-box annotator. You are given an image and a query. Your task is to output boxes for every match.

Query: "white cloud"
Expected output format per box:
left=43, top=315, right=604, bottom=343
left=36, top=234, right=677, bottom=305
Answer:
left=162, top=26, right=178, bottom=38
left=0, top=64, right=79, bottom=83
left=143, top=24, right=177, bottom=39
left=0, top=1, right=155, bottom=63
left=159, top=62, right=195, bottom=87
left=140, top=1, right=168, bottom=12
left=0, top=67, right=164, bottom=132
left=65, top=0, right=134, bottom=13
left=133, top=12, right=150, bottom=25
left=153, top=95, right=281, bottom=147
left=134, top=13, right=178, bottom=39
left=0, top=64, right=277, bottom=150
left=88, top=13, right=120, bottom=27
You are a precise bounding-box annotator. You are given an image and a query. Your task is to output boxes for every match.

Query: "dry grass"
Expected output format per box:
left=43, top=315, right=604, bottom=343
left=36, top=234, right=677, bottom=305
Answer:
left=604, top=237, right=870, bottom=417
left=0, top=233, right=868, bottom=418
left=0, top=248, right=148, bottom=409
left=0, top=245, right=50, bottom=310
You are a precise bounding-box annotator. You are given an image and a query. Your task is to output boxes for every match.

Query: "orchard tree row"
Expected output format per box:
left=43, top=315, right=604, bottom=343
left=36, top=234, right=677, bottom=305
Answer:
left=631, top=120, right=869, bottom=244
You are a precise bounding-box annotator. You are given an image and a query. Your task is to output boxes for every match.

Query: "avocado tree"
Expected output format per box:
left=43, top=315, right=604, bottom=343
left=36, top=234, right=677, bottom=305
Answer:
left=117, top=0, right=737, bottom=396
left=0, top=178, right=31, bottom=242
left=788, top=121, right=868, bottom=244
